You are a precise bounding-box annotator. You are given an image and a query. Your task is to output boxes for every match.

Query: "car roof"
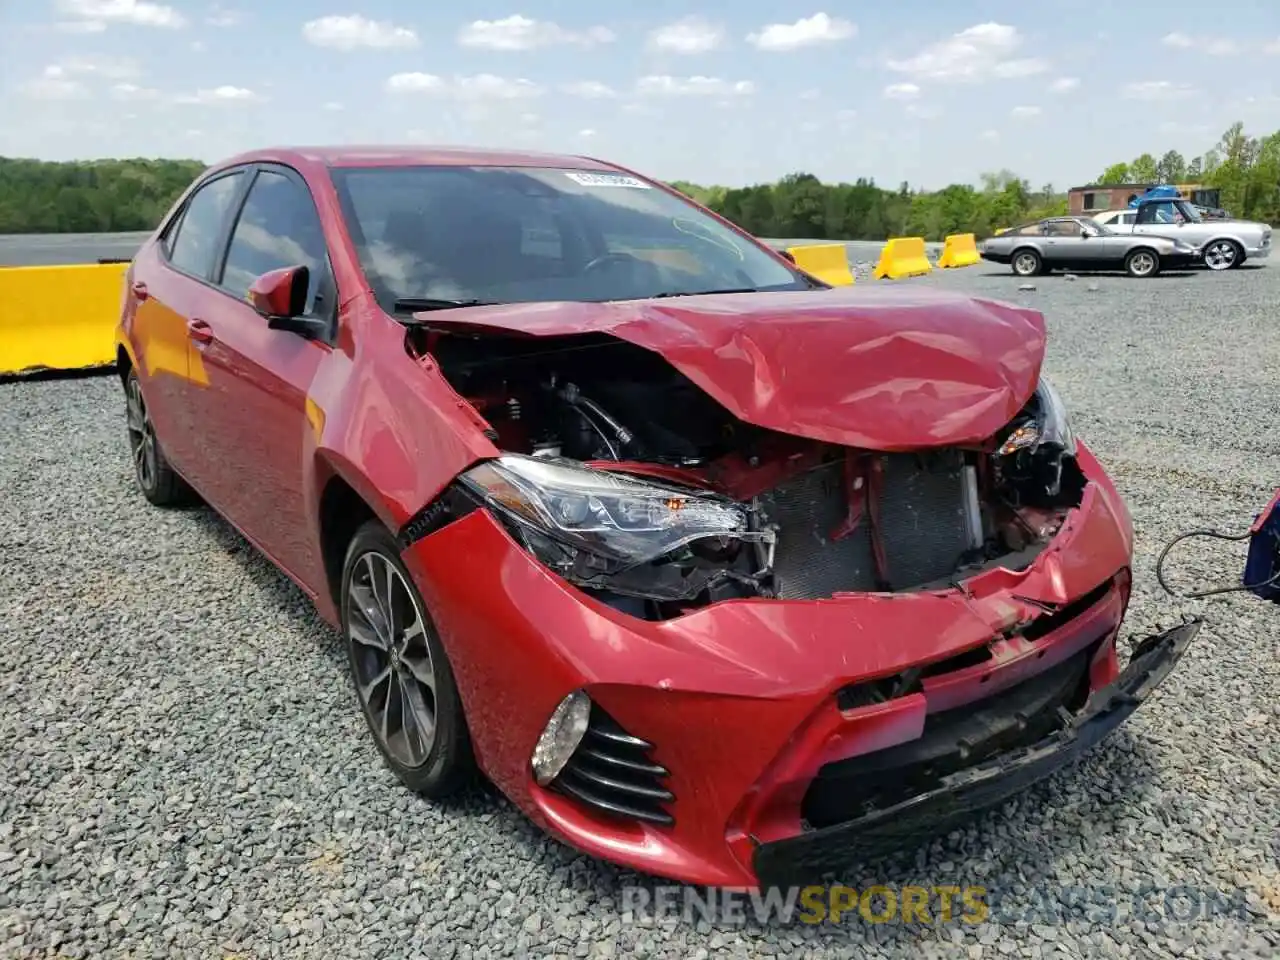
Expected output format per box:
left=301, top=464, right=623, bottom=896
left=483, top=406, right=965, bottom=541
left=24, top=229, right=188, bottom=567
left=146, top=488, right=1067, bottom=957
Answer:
left=202, top=144, right=621, bottom=175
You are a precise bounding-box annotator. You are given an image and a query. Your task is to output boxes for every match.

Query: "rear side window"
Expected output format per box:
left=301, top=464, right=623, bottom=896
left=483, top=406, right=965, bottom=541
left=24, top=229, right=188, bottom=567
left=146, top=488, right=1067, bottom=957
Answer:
left=167, top=173, right=244, bottom=278
left=220, top=169, right=330, bottom=314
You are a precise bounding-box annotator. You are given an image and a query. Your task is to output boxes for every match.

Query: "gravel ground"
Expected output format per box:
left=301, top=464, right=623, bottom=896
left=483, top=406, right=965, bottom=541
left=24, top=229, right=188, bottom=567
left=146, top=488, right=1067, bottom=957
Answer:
left=2, top=258, right=1279, bottom=959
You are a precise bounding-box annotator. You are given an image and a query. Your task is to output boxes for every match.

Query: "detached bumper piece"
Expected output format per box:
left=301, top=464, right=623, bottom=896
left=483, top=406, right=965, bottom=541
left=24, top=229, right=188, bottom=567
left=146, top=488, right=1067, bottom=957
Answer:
left=551, top=705, right=675, bottom=826
left=752, top=620, right=1201, bottom=887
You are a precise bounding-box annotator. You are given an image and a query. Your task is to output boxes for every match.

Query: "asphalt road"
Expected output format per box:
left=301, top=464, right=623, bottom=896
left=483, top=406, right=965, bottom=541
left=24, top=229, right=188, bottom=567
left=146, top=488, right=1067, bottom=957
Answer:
left=0, top=232, right=928, bottom=268
left=0, top=231, right=153, bottom=266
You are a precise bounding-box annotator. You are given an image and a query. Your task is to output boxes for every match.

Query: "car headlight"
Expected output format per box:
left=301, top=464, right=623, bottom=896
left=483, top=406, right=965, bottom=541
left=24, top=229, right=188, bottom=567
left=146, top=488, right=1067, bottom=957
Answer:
left=998, top=378, right=1076, bottom=457
left=459, top=455, right=769, bottom=589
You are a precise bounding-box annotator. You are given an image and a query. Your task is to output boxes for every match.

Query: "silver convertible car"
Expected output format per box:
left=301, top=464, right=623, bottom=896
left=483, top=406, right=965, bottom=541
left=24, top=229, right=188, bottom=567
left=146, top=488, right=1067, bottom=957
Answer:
left=1099, top=195, right=1272, bottom=271
left=979, top=216, right=1201, bottom=278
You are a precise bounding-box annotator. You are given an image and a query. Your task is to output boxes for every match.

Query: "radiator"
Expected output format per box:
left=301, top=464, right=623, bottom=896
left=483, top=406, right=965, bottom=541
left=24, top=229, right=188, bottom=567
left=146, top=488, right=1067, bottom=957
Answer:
left=759, top=452, right=975, bottom=599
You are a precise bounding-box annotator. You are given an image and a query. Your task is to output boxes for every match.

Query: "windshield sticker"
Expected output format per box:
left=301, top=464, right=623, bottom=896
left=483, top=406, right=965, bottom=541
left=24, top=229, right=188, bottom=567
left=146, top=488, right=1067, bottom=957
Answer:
left=564, top=172, right=652, bottom=189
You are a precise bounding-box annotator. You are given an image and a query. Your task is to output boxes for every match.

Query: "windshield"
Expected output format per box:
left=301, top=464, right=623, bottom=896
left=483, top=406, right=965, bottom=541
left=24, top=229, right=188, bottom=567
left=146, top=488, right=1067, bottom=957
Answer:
left=329, top=165, right=811, bottom=311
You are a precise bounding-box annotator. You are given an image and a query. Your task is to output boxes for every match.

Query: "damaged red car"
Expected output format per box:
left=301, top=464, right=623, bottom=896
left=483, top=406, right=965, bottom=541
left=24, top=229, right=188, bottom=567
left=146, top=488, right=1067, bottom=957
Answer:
left=115, top=145, right=1199, bottom=889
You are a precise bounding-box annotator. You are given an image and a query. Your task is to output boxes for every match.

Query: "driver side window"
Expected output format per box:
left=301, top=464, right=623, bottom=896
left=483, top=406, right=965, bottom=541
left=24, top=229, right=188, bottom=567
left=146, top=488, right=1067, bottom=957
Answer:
left=1136, top=201, right=1177, bottom=225
left=219, top=168, right=332, bottom=316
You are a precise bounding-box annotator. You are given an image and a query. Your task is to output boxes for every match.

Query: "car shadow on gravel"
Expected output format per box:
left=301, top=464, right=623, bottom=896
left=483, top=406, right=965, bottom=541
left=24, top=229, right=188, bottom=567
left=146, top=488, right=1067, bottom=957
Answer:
left=972, top=271, right=1199, bottom=281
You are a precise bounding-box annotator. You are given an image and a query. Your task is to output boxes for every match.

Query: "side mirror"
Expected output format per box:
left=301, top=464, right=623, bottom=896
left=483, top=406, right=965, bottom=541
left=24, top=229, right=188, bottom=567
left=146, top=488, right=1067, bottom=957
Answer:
left=1081, top=226, right=1097, bottom=238
left=778, top=249, right=797, bottom=264
left=248, top=265, right=327, bottom=338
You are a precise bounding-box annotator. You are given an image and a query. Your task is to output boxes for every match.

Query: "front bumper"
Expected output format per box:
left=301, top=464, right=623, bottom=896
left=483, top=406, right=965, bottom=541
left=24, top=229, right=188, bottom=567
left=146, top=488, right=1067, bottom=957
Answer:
left=401, top=441, right=1146, bottom=888
left=752, top=619, right=1200, bottom=886
left=1244, top=242, right=1271, bottom=260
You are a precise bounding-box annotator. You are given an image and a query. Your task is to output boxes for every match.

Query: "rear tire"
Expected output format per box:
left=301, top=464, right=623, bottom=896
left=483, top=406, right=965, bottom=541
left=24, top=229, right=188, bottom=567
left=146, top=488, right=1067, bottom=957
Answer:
left=1011, top=248, right=1042, bottom=277
left=341, top=519, right=476, bottom=799
left=124, top=369, right=195, bottom=507
left=1124, top=248, right=1160, bottom=278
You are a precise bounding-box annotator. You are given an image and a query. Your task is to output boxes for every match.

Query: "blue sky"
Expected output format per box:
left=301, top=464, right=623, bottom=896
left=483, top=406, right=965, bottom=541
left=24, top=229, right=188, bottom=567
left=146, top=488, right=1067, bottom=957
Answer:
left=1, top=1, right=1278, bottom=189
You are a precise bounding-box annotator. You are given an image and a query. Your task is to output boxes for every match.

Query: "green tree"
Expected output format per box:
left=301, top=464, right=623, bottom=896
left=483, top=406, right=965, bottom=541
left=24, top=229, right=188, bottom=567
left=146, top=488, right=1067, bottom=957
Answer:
left=1128, top=153, right=1159, bottom=183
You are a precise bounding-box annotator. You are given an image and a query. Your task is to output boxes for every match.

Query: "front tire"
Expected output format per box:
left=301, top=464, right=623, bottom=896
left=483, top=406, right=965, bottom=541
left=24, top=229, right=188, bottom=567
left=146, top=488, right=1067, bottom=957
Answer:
left=341, top=519, right=475, bottom=798
left=124, top=369, right=195, bottom=506
left=1011, top=248, right=1042, bottom=277
left=1124, top=248, right=1160, bottom=278
left=1202, top=239, right=1242, bottom=271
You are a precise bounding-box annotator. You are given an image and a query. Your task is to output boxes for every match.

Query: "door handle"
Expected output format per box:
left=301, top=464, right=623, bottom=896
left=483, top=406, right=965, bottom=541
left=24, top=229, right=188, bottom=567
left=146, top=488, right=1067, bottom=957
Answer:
left=186, top=318, right=214, bottom=344
left=131, top=281, right=149, bottom=300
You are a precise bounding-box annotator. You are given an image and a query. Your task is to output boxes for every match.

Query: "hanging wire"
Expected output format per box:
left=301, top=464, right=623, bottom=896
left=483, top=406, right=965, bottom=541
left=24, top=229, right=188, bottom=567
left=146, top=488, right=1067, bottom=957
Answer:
left=1155, top=528, right=1280, bottom=599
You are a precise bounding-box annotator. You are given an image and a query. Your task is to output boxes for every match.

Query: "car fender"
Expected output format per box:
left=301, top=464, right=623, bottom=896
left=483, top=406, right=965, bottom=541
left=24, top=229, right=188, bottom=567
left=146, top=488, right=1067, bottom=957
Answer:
left=306, top=309, right=500, bottom=538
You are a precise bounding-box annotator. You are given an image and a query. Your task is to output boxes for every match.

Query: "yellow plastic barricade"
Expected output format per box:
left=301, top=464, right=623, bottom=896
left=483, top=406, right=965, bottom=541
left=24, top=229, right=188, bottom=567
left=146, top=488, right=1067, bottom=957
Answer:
left=872, top=237, right=932, bottom=280
left=785, top=243, right=855, bottom=286
left=937, top=233, right=981, bottom=269
left=0, top=262, right=128, bottom=376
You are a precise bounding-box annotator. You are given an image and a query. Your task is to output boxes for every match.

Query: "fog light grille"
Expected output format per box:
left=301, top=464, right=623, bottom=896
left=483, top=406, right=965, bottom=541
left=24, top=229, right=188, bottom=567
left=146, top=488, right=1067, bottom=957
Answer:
left=550, top=706, right=674, bottom=826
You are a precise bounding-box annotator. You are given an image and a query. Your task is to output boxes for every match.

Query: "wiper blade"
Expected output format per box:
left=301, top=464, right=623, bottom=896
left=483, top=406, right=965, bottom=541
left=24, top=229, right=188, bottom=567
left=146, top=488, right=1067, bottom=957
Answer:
left=649, top=287, right=759, bottom=299
left=393, top=297, right=500, bottom=312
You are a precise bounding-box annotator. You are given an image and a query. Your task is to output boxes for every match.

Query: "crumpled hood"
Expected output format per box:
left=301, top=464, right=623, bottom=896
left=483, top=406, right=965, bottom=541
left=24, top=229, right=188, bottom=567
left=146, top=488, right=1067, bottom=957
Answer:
left=417, top=286, right=1047, bottom=450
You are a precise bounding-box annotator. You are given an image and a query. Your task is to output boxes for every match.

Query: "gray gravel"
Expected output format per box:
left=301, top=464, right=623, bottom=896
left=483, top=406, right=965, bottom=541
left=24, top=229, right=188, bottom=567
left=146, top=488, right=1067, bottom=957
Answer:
left=2, top=258, right=1279, bottom=959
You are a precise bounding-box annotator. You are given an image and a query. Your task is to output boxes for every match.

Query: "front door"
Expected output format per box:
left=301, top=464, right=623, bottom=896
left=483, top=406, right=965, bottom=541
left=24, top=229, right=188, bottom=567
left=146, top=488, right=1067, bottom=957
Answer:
left=184, top=164, right=339, bottom=588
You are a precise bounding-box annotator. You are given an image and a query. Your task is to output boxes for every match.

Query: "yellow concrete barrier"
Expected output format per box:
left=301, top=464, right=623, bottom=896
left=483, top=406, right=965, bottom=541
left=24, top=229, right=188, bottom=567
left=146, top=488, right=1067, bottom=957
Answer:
left=785, top=243, right=855, bottom=286
left=937, top=233, right=981, bottom=269
left=0, top=262, right=128, bottom=375
left=872, top=237, right=932, bottom=280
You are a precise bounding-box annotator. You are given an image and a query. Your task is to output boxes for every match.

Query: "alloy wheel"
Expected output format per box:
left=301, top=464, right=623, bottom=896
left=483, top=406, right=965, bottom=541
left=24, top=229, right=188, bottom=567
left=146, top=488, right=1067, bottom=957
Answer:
left=125, top=377, right=157, bottom=492
left=1203, top=240, right=1237, bottom=271
left=1128, top=251, right=1156, bottom=277
left=347, top=551, right=438, bottom=768
left=1013, top=252, right=1039, bottom=276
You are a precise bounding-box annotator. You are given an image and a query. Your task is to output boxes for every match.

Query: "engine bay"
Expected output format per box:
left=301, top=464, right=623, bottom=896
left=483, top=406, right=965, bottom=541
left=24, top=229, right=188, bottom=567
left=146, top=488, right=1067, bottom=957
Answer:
left=408, top=326, right=1088, bottom=621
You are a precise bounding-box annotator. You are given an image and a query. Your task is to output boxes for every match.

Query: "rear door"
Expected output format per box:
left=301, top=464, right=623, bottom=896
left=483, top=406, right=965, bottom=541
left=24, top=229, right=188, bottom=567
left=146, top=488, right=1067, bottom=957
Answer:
left=185, top=163, right=338, bottom=585
left=129, top=167, right=249, bottom=478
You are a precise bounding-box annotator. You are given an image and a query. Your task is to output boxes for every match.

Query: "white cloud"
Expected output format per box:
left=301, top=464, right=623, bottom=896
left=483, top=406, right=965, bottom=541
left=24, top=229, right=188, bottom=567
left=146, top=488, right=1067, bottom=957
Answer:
left=54, top=0, right=185, bottom=29
left=386, top=73, right=543, bottom=101
left=906, top=104, right=941, bottom=120
left=635, top=76, right=756, bottom=97
left=888, top=22, right=1047, bottom=82
left=980, top=129, right=999, bottom=141
left=578, top=129, right=596, bottom=139
left=648, top=16, right=723, bottom=53
left=1050, top=76, right=1079, bottom=92
left=19, top=73, right=88, bottom=100
left=110, top=82, right=161, bottom=100
left=1265, top=37, right=1280, bottom=55
left=173, top=85, right=260, bottom=104
left=323, top=101, right=344, bottom=111
left=1206, top=38, right=1238, bottom=56
left=561, top=81, right=617, bottom=99
left=53, top=55, right=140, bottom=79
left=882, top=82, right=920, bottom=100
left=798, top=88, right=821, bottom=100
left=1161, top=32, right=1193, bottom=48
left=206, top=6, right=241, bottom=27
left=1011, top=105, right=1041, bottom=118
left=458, top=15, right=614, bottom=51
left=747, top=13, right=856, bottom=51
left=1121, top=80, right=1195, bottom=101
left=302, top=14, right=418, bottom=50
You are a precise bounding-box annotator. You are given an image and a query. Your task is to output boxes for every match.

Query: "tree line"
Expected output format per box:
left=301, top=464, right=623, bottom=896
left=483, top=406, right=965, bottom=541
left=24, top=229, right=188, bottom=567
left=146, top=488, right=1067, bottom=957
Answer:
left=0, top=121, right=1275, bottom=238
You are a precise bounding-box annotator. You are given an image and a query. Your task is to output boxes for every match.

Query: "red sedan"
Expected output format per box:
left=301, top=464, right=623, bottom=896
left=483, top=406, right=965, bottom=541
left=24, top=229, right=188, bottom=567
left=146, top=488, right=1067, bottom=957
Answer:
left=115, top=145, right=1199, bottom=889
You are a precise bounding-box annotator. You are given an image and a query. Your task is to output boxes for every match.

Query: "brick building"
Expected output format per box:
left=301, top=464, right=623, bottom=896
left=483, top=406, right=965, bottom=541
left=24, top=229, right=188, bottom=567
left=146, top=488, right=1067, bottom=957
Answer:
left=1067, top=183, right=1223, bottom=216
